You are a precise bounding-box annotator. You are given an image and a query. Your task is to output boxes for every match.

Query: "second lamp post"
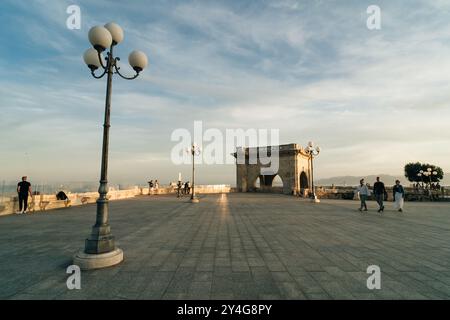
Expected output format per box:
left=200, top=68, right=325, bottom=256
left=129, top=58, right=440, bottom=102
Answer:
left=304, top=141, right=321, bottom=203
left=422, top=168, right=438, bottom=189
left=187, top=143, right=201, bottom=203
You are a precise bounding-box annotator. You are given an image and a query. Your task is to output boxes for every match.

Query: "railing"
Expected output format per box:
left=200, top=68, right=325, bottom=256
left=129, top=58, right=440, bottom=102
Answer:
left=0, top=185, right=233, bottom=216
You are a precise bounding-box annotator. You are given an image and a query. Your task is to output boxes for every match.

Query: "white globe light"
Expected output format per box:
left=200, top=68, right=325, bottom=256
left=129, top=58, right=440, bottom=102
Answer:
left=316, top=146, right=321, bottom=152
left=104, top=22, right=124, bottom=45
left=427, top=168, right=432, bottom=172
left=83, top=48, right=103, bottom=70
left=433, top=171, right=437, bottom=175
left=88, top=26, right=112, bottom=52
left=128, top=50, right=148, bottom=72
left=308, top=141, right=314, bottom=148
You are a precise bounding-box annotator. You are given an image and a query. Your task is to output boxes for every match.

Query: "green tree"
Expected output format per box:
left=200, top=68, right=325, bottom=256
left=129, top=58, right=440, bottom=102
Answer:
left=404, top=162, right=444, bottom=183
left=404, top=162, right=422, bottom=183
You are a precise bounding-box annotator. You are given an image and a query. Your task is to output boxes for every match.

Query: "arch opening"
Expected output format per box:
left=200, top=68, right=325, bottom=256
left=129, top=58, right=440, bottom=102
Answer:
left=272, top=175, right=283, bottom=187
left=251, top=174, right=284, bottom=193
left=254, top=176, right=261, bottom=190
left=299, top=171, right=309, bottom=196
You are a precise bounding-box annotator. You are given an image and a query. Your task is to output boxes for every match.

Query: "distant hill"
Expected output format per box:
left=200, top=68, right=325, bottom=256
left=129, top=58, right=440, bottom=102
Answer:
left=441, top=173, right=450, bottom=186
left=317, top=173, right=450, bottom=187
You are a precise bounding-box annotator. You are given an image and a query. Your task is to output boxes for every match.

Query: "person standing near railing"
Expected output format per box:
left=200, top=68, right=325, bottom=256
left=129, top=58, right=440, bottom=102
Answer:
left=154, top=180, right=159, bottom=190
left=184, top=181, right=190, bottom=195
left=17, top=176, right=32, bottom=214
left=177, top=180, right=182, bottom=198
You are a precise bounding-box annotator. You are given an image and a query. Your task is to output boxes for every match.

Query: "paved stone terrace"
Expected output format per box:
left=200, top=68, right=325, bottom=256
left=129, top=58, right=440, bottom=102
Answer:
left=0, top=193, right=449, bottom=300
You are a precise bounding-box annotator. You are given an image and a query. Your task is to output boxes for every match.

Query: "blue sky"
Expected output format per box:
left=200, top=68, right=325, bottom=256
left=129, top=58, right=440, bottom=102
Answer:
left=1, top=0, right=450, bottom=186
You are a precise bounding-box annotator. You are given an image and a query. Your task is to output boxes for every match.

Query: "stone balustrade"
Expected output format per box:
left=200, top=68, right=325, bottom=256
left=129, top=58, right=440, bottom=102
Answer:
left=0, top=184, right=232, bottom=216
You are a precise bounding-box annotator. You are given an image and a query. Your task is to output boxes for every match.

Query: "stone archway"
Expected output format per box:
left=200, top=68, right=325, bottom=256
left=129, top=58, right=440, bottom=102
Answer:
left=234, top=143, right=311, bottom=195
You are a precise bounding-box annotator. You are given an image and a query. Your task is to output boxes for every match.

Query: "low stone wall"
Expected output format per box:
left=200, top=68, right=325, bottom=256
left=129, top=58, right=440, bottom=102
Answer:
left=0, top=184, right=232, bottom=216
left=240, top=185, right=449, bottom=202
left=2, top=184, right=445, bottom=216
left=0, top=188, right=143, bottom=216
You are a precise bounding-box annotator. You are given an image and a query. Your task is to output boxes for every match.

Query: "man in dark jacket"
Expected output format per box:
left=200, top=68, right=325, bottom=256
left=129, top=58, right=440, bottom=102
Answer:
left=184, top=181, right=190, bottom=195
left=373, top=177, right=386, bottom=213
left=17, top=176, right=32, bottom=214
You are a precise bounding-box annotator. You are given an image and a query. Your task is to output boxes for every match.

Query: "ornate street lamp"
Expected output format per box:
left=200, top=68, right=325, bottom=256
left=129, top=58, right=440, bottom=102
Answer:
left=187, top=143, right=201, bottom=203
left=417, top=171, right=424, bottom=187
left=422, top=168, right=438, bottom=188
left=304, top=141, right=321, bottom=203
left=74, top=22, right=148, bottom=270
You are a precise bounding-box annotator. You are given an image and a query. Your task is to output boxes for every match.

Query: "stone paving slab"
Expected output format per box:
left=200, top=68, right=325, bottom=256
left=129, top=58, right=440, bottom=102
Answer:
left=0, top=193, right=449, bottom=300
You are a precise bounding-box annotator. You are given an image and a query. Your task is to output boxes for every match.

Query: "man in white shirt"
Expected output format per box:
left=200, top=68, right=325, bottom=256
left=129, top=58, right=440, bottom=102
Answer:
left=356, top=179, right=370, bottom=212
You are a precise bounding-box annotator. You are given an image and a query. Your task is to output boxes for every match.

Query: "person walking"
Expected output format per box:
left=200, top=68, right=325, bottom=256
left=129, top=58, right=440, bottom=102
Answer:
left=17, top=176, right=32, bottom=214
left=356, top=179, right=370, bottom=212
left=147, top=180, right=154, bottom=195
left=177, top=180, right=182, bottom=198
left=373, top=177, right=386, bottom=213
left=393, top=180, right=405, bottom=212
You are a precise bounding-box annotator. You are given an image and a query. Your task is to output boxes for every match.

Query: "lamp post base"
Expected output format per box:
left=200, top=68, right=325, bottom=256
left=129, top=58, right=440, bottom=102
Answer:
left=311, top=195, right=321, bottom=203
left=73, top=248, right=123, bottom=270
left=191, top=197, right=200, bottom=203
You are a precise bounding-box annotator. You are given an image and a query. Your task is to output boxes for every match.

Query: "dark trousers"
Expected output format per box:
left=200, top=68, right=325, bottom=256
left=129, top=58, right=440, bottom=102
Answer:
left=375, top=193, right=384, bottom=209
left=18, top=194, right=29, bottom=212
left=360, top=195, right=368, bottom=210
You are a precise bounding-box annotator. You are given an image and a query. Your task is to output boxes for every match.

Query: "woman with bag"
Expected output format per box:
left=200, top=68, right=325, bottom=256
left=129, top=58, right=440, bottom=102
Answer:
left=393, top=180, right=405, bottom=212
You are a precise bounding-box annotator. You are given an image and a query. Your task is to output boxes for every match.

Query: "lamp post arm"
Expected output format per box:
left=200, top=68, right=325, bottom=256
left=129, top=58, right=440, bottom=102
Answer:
left=97, top=49, right=107, bottom=70
left=91, top=68, right=108, bottom=79
left=113, top=58, right=140, bottom=80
